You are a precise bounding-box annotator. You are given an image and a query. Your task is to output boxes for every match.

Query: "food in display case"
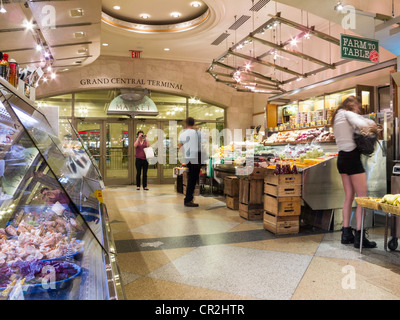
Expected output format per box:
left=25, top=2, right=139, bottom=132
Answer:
left=0, top=78, right=118, bottom=300
left=263, top=128, right=335, bottom=145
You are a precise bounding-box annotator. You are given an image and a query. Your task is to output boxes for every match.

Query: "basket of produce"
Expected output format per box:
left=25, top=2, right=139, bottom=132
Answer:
left=0, top=259, right=81, bottom=295
left=355, top=197, right=382, bottom=211
left=380, top=194, right=400, bottom=215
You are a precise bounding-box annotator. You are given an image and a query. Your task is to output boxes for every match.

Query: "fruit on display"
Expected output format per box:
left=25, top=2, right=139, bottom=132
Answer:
left=380, top=194, right=400, bottom=206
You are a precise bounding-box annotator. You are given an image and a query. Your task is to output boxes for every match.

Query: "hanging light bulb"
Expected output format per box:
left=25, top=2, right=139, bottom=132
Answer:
left=290, top=38, right=298, bottom=46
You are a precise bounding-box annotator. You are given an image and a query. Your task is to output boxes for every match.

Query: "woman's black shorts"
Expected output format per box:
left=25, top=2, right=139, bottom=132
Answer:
left=337, top=148, right=365, bottom=175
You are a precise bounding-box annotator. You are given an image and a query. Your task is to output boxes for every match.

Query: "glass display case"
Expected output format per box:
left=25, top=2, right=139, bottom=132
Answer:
left=0, top=78, right=124, bottom=300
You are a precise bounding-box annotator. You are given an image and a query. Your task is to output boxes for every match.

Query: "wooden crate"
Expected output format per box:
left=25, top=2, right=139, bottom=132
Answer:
left=239, top=203, right=263, bottom=221
left=226, top=195, right=239, bottom=210
left=224, top=176, right=239, bottom=197
left=264, top=173, right=302, bottom=186
left=249, top=167, right=266, bottom=180
left=263, top=211, right=299, bottom=235
left=239, top=179, right=264, bottom=205
left=264, top=194, right=301, bottom=216
left=264, top=184, right=302, bottom=197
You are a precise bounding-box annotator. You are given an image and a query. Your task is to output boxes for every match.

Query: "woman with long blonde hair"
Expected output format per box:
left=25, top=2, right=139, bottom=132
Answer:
left=332, top=96, right=378, bottom=249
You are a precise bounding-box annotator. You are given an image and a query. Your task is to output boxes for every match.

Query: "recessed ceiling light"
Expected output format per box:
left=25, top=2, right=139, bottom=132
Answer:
left=35, top=44, right=42, bottom=51
left=102, top=43, right=109, bottom=46
left=51, top=73, right=56, bottom=79
left=164, top=48, right=170, bottom=51
left=0, top=0, right=6, bottom=14
left=113, top=5, right=121, bottom=10
left=74, top=31, right=86, bottom=38
left=140, top=13, right=150, bottom=19
left=191, top=1, right=202, bottom=7
left=170, top=12, right=181, bottom=18
left=70, top=9, right=84, bottom=17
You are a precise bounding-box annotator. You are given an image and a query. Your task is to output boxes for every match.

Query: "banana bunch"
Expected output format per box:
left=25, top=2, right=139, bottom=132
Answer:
left=380, top=194, right=400, bottom=206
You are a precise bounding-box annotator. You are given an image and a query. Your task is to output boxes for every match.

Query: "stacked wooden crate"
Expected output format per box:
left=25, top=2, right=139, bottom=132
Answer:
left=263, top=171, right=302, bottom=235
left=182, top=170, right=200, bottom=196
left=224, top=176, right=239, bottom=210
left=238, top=168, right=266, bottom=220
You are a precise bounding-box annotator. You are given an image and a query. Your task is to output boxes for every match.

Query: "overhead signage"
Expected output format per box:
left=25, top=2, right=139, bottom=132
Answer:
left=130, top=50, right=142, bottom=59
left=79, top=77, right=183, bottom=91
left=340, top=34, right=380, bottom=63
left=107, top=94, right=159, bottom=117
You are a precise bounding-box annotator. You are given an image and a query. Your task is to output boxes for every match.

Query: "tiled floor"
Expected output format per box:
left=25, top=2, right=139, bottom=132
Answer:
left=103, top=184, right=400, bottom=300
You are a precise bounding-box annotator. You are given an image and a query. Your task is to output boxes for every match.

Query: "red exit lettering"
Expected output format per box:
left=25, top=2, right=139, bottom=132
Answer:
left=130, top=50, right=142, bottom=59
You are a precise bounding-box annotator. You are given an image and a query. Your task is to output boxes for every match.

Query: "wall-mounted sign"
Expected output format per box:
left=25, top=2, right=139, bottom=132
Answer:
left=79, top=77, right=183, bottom=90
left=130, top=50, right=142, bottom=59
left=107, top=93, right=159, bottom=118
left=341, top=34, right=379, bottom=63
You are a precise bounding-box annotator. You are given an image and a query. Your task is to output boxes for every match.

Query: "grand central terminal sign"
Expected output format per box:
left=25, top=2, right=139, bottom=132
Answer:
left=79, top=77, right=183, bottom=91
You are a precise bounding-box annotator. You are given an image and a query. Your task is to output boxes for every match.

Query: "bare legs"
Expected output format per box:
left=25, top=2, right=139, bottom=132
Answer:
left=340, top=173, right=368, bottom=230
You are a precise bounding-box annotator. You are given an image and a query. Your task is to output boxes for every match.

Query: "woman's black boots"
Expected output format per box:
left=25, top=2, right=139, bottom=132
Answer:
left=354, top=229, right=377, bottom=249
left=341, top=227, right=355, bottom=244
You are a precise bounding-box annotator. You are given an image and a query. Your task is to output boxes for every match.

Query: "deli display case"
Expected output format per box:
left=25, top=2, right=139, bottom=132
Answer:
left=0, top=77, right=124, bottom=300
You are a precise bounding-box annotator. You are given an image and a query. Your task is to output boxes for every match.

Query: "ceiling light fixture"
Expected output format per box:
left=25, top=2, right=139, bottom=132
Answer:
left=334, top=1, right=344, bottom=11
left=170, top=12, right=181, bottom=18
left=290, top=38, right=298, bottom=46
left=0, top=0, right=6, bottom=14
left=102, top=43, right=109, bottom=46
left=24, top=21, right=34, bottom=31
left=44, top=51, right=50, bottom=58
left=113, top=5, right=121, bottom=10
left=304, top=33, right=311, bottom=39
left=191, top=1, right=202, bottom=7
left=51, top=73, right=56, bottom=79
left=164, top=48, right=170, bottom=51
left=140, top=13, right=150, bottom=19
left=36, top=44, right=42, bottom=51
left=47, top=66, right=52, bottom=72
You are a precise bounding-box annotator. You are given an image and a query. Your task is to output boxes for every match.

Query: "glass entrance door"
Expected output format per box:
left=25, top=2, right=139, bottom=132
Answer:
left=77, top=120, right=132, bottom=185
left=76, top=121, right=102, bottom=169
left=134, top=120, right=184, bottom=184
left=105, top=121, right=130, bottom=184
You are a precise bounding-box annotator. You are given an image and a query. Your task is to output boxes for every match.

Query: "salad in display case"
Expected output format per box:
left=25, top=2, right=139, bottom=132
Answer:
left=0, top=78, right=124, bottom=300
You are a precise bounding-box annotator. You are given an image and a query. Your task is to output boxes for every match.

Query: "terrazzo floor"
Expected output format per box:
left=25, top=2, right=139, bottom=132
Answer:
left=103, top=184, right=400, bottom=300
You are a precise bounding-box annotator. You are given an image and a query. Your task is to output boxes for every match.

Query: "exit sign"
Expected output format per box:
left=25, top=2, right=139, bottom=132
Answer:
left=130, top=50, right=142, bottom=59
left=341, top=34, right=379, bottom=63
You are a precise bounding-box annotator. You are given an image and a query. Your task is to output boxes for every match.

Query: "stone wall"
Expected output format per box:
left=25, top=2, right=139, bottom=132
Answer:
left=37, top=56, right=259, bottom=132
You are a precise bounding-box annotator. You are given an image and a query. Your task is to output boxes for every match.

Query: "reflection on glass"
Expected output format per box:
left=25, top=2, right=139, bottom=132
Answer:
left=36, top=94, right=73, bottom=117
left=136, top=92, right=187, bottom=120
left=189, top=100, right=225, bottom=121
left=75, top=90, right=128, bottom=118
left=106, top=122, right=129, bottom=180
left=77, top=122, right=101, bottom=169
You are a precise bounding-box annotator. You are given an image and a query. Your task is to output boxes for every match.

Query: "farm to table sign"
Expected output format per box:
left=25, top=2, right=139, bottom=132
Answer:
left=341, top=34, right=380, bottom=63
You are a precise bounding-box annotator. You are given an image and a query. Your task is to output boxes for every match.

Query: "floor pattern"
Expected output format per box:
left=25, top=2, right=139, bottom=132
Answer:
left=103, top=184, right=400, bottom=300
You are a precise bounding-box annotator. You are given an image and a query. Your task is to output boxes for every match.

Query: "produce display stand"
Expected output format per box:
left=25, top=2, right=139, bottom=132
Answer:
left=355, top=197, right=400, bottom=254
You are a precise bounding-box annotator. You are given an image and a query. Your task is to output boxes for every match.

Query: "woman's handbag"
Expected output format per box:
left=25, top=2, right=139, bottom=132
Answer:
left=353, top=132, right=378, bottom=156
left=353, top=124, right=382, bottom=156
left=144, top=146, right=155, bottom=159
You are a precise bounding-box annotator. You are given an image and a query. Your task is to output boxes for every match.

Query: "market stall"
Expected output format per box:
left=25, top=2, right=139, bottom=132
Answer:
left=0, top=77, right=124, bottom=300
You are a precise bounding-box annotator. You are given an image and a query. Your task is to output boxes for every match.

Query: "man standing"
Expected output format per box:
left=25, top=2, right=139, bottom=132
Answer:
left=178, top=117, right=203, bottom=207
